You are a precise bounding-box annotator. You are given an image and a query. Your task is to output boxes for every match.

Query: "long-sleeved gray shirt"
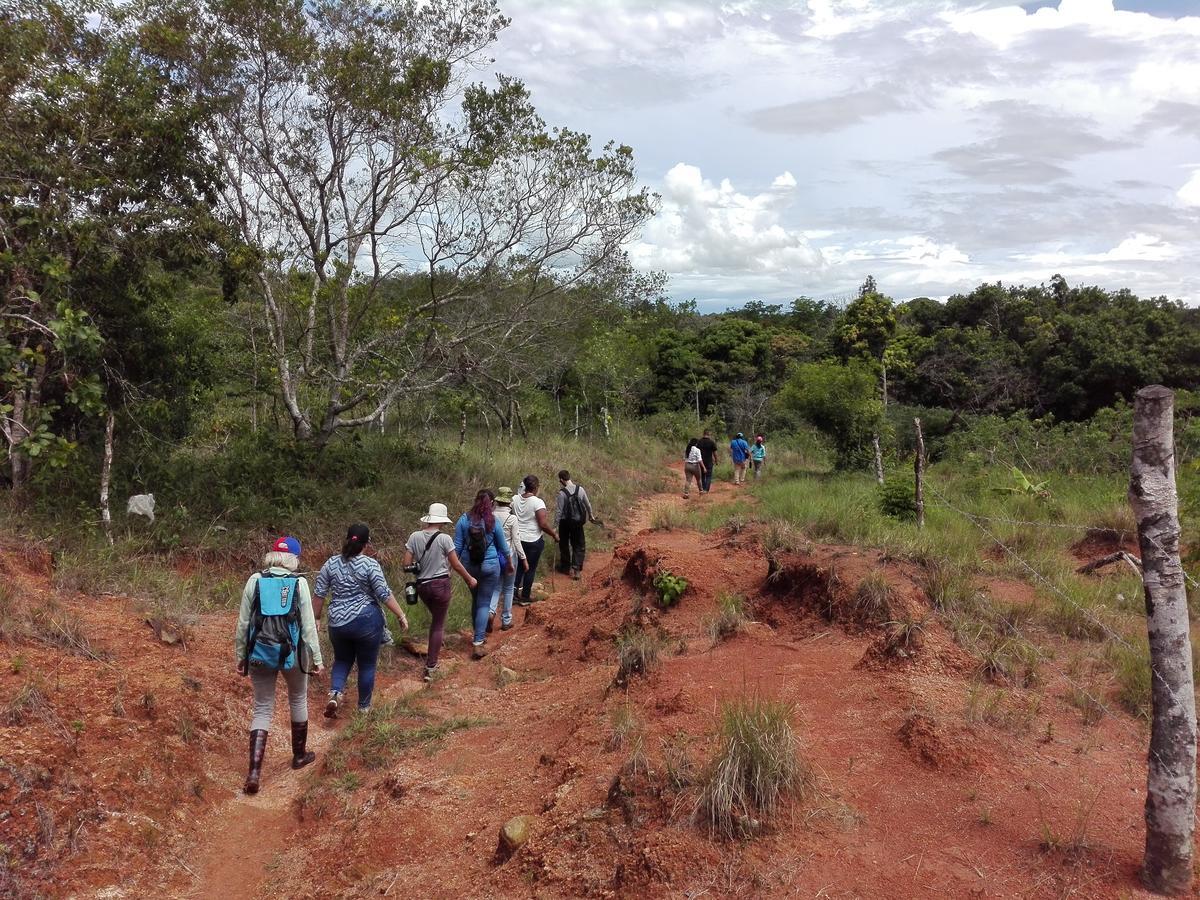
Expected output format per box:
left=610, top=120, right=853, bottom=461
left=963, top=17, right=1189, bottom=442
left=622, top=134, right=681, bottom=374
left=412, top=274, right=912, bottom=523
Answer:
left=234, top=567, right=322, bottom=667
left=554, top=480, right=594, bottom=527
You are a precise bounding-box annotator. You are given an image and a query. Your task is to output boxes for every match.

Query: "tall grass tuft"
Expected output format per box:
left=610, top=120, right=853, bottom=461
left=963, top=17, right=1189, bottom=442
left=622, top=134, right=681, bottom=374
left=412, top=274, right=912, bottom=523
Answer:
left=852, top=570, right=895, bottom=625
left=704, top=593, right=748, bottom=644
left=697, top=697, right=809, bottom=839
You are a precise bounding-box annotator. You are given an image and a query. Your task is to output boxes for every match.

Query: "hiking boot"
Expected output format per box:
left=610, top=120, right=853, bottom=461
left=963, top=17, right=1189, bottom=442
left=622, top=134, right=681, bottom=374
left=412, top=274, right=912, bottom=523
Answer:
left=501, top=620, right=514, bottom=631
left=243, top=729, right=268, bottom=794
left=515, top=598, right=531, bottom=607
left=324, top=690, right=343, bottom=719
left=290, top=720, right=316, bottom=770
left=472, top=640, right=488, bottom=660
left=570, top=568, right=581, bottom=581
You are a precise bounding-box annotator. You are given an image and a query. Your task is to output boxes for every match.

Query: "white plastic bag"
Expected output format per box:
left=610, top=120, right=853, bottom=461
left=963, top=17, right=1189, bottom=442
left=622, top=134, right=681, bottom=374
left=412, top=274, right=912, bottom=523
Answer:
left=127, top=493, right=156, bottom=523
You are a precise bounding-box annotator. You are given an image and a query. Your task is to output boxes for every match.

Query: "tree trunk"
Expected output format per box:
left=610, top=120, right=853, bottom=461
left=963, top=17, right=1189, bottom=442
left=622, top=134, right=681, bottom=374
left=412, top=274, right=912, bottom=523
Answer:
left=694, top=388, right=701, bottom=423
left=100, top=411, right=115, bottom=547
left=1130, top=385, right=1196, bottom=896
left=514, top=400, right=528, bottom=440
left=881, top=363, right=888, bottom=410
left=914, top=418, right=925, bottom=529
left=602, top=405, right=611, bottom=439
left=574, top=404, right=580, bottom=441
left=459, top=409, right=467, bottom=449
left=872, top=434, right=884, bottom=485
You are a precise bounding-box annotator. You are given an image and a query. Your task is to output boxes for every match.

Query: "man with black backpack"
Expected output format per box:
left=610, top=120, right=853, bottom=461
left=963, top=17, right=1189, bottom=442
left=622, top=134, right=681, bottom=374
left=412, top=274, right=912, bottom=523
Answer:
left=555, top=469, right=598, bottom=580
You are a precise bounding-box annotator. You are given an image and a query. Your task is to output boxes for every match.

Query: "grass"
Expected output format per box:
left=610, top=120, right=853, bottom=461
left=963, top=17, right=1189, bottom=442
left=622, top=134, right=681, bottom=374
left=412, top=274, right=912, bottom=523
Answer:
left=649, top=502, right=688, bottom=532
left=3, top=679, right=48, bottom=726
left=0, top=582, right=106, bottom=661
left=696, top=696, right=810, bottom=839
left=614, top=625, right=663, bottom=685
left=323, top=697, right=484, bottom=776
left=608, top=703, right=642, bottom=751
left=705, top=593, right=748, bottom=645
left=964, top=683, right=1041, bottom=734
left=851, top=570, right=894, bottom=625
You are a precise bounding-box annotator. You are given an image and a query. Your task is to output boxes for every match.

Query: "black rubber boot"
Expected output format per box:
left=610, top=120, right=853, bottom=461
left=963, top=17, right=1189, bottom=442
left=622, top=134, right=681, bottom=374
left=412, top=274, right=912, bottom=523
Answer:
left=290, top=720, right=316, bottom=770
left=243, top=729, right=268, bottom=794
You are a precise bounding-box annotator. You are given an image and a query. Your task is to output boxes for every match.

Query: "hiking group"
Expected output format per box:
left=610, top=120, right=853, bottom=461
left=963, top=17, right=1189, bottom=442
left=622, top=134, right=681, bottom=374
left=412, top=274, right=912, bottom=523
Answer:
left=234, top=469, right=599, bottom=795
left=683, top=430, right=767, bottom=497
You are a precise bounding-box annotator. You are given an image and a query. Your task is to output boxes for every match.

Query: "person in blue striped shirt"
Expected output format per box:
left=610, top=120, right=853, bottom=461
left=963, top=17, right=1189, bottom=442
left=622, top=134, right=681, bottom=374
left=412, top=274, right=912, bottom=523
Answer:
left=313, top=523, right=408, bottom=717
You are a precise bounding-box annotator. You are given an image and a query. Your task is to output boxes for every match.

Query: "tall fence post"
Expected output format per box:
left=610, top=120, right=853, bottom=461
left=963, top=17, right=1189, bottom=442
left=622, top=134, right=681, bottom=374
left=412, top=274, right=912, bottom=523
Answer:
left=914, top=418, right=925, bottom=528
left=872, top=434, right=884, bottom=486
left=1130, top=385, right=1196, bottom=896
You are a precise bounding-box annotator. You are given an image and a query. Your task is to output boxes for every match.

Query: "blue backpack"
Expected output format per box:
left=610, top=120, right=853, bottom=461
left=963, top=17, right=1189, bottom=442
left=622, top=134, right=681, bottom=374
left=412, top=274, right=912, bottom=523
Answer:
left=244, top=572, right=306, bottom=671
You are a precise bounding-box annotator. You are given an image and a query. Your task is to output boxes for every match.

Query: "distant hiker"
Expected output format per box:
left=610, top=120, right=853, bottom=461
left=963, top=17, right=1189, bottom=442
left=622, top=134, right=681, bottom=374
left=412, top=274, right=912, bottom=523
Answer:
left=684, top=438, right=706, bottom=497
left=234, top=536, right=323, bottom=795
left=489, top=487, right=526, bottom=632
left=730, top=432, right=751, bottom=485
left=454, top=489, right=513, bottom=658
left=751, top=434, right=767, bottom=479
left=555, top=470, right=597, bottom=580
left=403, top=503, right=478, bottom=682
left=696, top=430, right=719, bottom=493
left=512, top=475, right=558, bottom=606
left=313, top=523, right=408, bottom=718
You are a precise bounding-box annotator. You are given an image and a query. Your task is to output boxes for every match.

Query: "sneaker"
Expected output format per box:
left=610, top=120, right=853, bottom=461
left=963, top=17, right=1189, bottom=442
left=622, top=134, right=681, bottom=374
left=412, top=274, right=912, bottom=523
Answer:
left=501, top=620, right=514, bottom=631
left=570, top=569, right=581, bottom=581
left=358, top=706, right=371, bottom=716
left=423, top=665, right=437, bottom=683
left=324, top=690, right=343, bottom=719
left=472, top=640, right=488, bottom=660
left=515, top=598, right=531, bottom=607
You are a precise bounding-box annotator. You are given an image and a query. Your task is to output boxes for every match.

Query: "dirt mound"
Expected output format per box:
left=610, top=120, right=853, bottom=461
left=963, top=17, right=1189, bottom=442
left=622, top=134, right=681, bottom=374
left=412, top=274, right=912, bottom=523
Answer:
left=1071, top=527, right=1139, bottom=563
left=896, top=712, right=979, bottom=771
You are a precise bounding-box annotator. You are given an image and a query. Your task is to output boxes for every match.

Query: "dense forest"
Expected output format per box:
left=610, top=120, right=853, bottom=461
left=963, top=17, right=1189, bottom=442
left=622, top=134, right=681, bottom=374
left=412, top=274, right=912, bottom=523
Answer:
left=4, top=0, right=1198, bottom=526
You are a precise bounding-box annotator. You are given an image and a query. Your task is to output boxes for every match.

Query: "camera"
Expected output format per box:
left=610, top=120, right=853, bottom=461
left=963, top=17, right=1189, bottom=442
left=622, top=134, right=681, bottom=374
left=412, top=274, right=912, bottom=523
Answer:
left=402, top=562, right=419, bottom=574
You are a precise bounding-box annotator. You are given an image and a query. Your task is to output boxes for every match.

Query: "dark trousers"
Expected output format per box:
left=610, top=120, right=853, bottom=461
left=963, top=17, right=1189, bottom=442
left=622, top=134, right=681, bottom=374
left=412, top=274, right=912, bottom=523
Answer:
left=701, top=464, right=714, bottom=493
left=417, top=577, right=451, bottom=669
left=517, top=537, right=545, bottom=601
left=329, top=605, right=384, bottom=710
left=559, top=520, right=586, bottom=572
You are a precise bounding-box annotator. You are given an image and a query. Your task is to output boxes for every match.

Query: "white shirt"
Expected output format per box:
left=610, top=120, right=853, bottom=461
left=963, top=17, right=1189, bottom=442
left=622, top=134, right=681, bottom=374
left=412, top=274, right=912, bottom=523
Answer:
left=686, top=445, right=703, bottom=465
left=512, top=493, right=547, bottom=542
left=495, top=507, right=527, bottom=560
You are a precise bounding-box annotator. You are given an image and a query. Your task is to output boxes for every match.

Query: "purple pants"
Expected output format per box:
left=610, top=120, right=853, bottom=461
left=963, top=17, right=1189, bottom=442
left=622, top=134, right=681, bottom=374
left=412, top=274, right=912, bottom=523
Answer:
left=418, top=577, right=452, bottom=669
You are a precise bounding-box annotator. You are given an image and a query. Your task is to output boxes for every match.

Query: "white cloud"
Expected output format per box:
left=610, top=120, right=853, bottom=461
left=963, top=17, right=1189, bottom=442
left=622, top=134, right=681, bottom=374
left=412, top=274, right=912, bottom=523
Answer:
left=1019, top=233, right=1182, bottom=266
left=772, top=171, right=797, bottom=189
left=1178, top=170, right=1200, bottom=208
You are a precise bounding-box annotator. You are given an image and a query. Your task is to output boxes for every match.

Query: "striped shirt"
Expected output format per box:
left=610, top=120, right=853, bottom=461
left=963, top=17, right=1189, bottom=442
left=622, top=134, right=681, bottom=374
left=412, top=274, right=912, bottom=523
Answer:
left=314, top=554, right=391, bottom=628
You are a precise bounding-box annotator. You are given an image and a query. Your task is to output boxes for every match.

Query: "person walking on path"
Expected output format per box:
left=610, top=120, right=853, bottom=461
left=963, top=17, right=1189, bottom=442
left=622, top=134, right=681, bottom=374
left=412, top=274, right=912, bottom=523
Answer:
left=403, top=503, right=477, bottom=682
left=489, top=487, right=526, bottom=632
left=730, top=432, right=751, bottom=485
left=554, top=470, right=598, bottom=580
left=512, top=475, right=558, bottom=606
left=454, top=489, right=513, bottom=658
left=235, top=536, right=323, bottom=794
left=313, top=523, right=408, bottom=719
left=751, top=434, right=767, bottom=479
left=697, top=430, right=719, bottom=493
left=684, top=438, right=706, bottom=498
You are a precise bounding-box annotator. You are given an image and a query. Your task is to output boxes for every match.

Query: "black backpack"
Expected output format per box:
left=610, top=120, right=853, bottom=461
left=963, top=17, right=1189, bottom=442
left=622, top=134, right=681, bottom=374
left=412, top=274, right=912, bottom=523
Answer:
left=560, top=485, right=586, bottom=524
left=467, top=520, right=491, bottom=564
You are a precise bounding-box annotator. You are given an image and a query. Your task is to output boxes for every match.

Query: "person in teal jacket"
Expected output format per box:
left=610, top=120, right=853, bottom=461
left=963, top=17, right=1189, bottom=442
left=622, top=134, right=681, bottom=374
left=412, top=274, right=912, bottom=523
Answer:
left=730, top=432, right=751, bottom=485
left=454, top=489, right=513, bottom=657
left=751, top=434, right=767, bottom=479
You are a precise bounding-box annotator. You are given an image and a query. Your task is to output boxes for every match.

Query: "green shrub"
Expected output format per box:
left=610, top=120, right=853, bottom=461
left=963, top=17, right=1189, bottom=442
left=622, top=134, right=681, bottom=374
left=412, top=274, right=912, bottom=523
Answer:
left=878, top=475, right=917, bottom=521
left=653, top=570, right=688, bottom=608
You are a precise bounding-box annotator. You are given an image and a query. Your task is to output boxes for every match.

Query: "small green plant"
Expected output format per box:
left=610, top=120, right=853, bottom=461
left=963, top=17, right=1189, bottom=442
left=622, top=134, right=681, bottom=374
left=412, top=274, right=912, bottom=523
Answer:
left=993, top=466, right=1051, bottom=502
left=662, top=733, right=696, bottom=791
left=614, top=626, right=663, bottom=685
left=878, top=475, right=917, bottom=521
left=696, top=696, right=809, bottom=839
left=882, top=613, right=927, bottom=658
left=177, top=712, right=197, bottom=744
left=705, top=593, right=748, bottom=644
left=9, top=655, right=24, bottom=675
left=1066, top=685, right=1106, bottom=726
left=653, top=570, right=688, bottom=608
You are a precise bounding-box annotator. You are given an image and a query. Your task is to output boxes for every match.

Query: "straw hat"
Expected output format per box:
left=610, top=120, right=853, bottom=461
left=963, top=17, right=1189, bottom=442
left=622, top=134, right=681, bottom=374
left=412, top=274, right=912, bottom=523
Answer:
left=420, top=502, right=453, bottom=524
left=495, top=487, right=515, bottom=505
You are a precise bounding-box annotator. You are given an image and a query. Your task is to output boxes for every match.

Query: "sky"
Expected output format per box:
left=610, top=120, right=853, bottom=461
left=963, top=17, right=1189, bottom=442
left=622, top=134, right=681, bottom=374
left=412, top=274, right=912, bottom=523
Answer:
left=489, top=0, right=1200, bottom=309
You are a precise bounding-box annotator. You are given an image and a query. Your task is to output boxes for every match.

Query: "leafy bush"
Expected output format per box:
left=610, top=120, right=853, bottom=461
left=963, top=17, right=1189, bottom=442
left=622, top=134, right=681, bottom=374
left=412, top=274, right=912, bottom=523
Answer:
left=653, top=570, right=688, bottom=607
left=878, top=475, right=917, bottom=521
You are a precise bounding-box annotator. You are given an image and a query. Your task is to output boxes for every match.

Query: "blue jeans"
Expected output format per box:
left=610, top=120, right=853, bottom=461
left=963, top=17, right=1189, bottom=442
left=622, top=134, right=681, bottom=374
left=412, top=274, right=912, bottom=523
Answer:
left=517, top=538, right=545, bottom=602
left=329, top=605, right=384, bottom=710
left=465, top=559, right=501, bottom=643
left=490, top=566, right=518, bottom=626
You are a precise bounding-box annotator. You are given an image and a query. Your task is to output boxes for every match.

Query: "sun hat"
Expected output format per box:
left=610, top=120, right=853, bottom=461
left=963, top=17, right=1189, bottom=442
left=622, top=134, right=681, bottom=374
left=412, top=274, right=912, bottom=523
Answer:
left=495, top=487, right=514, bottom=505
left=420, top=502, right=453, bottom=525
left=272, top=535, right=301, bottom=556
left=736, top=432, right=744, bottom=439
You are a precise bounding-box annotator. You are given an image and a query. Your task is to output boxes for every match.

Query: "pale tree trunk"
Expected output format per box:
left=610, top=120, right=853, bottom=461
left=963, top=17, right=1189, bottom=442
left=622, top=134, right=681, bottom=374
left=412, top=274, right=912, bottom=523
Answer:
left=99, top=411, right=115, bottom=547
left=1129, top=385, right=1196, bottom=896
left=602, top=405, right=611, bottom=439
left=913, top=418, right=925, bottom=529
left=872, top=434, right=884, bottom=485
left=459, top=409, right=467, bottom=449
left=881, top=363, right=888, bottom=409
left=574, top=404, right=580, bottom=441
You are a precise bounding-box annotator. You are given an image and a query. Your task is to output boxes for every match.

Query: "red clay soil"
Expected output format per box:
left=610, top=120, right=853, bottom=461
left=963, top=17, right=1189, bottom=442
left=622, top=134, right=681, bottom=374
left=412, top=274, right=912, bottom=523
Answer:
left=0, top=468, right=1191, bottom=898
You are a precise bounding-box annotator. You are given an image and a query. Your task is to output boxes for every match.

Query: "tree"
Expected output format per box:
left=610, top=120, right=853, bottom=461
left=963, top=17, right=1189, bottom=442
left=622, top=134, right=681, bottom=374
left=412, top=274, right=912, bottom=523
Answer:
left=776, top=360, right=883, bottom=469
left=1, top=1, right=216, bottom=492
left=187, top=0, right=654, bottom=444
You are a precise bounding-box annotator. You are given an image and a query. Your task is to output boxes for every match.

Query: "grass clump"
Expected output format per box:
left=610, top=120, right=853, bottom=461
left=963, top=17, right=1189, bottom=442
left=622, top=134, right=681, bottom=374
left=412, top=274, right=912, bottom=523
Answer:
left=649, top=503, right=688, bottom=532
left=607, top=703, right=643, bottom=751
left=614, top=625, right=663, bottom=685
left=697, top=697, right=809, bottom=839
left=705, top=593, right=748, bottom=645
left=852, top=570, right=895, bottom=625
left=3, top=679, right=49, bottom=726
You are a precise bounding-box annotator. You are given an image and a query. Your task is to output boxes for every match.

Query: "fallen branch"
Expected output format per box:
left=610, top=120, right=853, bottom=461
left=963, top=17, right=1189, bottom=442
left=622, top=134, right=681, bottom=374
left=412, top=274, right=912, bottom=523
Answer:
left=1076, top=551, right=1142, bottom=578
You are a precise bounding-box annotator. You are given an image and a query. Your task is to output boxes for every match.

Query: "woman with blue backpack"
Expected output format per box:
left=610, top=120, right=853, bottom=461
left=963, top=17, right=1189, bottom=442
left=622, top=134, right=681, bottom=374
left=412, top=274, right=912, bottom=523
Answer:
left=454, top=489, right=513, bottom=658
left=234, top=536, right=323, bottom=795
left=313, top=523, right=409, bottom=719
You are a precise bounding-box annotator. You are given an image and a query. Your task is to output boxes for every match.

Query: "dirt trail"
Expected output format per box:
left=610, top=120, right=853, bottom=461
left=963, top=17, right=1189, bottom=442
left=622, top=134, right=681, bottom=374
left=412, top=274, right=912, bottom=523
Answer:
left=6, top=465, right=1178, bottom=897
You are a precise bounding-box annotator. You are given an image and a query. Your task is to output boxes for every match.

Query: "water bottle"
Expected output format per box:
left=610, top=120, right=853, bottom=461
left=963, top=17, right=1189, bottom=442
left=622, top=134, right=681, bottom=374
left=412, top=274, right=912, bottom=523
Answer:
left=404, top=582, right=418, bottom=605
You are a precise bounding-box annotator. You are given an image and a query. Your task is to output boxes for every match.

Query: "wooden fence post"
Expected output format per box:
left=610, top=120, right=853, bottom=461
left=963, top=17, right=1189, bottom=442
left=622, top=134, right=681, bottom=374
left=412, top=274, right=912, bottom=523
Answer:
left=1131, top=385, right=1197, bottom=895
left=914, top=418, right=925, bottom=528
left=872, top=434, right=884, bottom=485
